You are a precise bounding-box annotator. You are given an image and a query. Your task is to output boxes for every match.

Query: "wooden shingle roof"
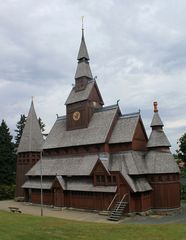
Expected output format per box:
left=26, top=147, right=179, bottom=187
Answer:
left=22, top=179, right=52, bottom=189
left=66, top=178, right=117, bottom=192
left=148, top=110, right=171, bottom=148
left=17, top=100, right=44, bottom=153
left=65, top=80, right=95, bottom=105
left=22, top=177, right=117, bottom=193
left=145, top=151, right=180, bottom=174
left=109, top=114, right=139, bottom=144
left=75, top=60, right=93, bottom=79
left=26, top=155, right=98, bottom=176
left=109, top=151, right=151, bottom=192
left=147, top=129, right=171, bottom=148
left=77, top=30, right=90, bottom=60
left=150, top=112, right=164, bottom=127
left=43, top=106, right=118, bottom=149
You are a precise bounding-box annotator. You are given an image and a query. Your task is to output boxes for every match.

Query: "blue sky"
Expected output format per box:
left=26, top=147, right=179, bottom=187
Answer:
left=0, top=0, right=186, bottom=152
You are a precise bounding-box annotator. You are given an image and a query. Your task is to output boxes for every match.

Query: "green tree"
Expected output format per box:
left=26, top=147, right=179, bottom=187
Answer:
left=15, top=115, right=45, bottom=147
left=38, top=117, right=45, bottom=133
left=14, top=114, right=27, bottom=147
left=0, top=120, right=16, bottom=185
left=177, top=133, right=186, bottom=162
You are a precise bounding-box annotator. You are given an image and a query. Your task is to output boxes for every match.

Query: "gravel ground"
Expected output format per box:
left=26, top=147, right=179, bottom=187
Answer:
left=0, top=200, right=186, bottom=224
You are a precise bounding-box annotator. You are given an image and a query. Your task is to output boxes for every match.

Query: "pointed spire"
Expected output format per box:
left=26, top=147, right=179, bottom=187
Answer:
left=77, top=18, right=90, bottom=60
left=147, top=102, right=171, bottom=148
left=150, top=102, right=164, bottom=127
left=75, top=20, right=93, bottom=80
left=17, top=99, right=44, bottom=153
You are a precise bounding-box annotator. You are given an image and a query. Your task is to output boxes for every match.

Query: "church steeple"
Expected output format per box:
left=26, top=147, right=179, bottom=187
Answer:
left=65, top=24, right=104, bottom=131
left=75, top=26, right=93, bottom=91
left=147, top=102, right=171, bottom=149
left=77, top=28, right=90, bottom=61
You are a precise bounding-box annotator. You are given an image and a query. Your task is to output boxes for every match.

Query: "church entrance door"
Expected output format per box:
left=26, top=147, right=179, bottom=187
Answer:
left=53, top=188, right=63, bottom=207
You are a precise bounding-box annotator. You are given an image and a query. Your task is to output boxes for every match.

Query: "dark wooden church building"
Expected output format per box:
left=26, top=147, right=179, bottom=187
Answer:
left=16, top=28, right=180, bottom=216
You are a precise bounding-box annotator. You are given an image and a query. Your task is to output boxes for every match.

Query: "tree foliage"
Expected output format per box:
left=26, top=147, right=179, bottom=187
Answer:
left=0, top=120, right=16, bottom=185
left=177, top=133, right=186, bottom=162
left=14, top=114, right=27, bottom=147
left=38, top=117, right=45, bottom=133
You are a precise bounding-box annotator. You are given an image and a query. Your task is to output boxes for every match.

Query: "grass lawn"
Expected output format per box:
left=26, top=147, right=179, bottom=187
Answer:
left=0, top=210, right=186, bottom=240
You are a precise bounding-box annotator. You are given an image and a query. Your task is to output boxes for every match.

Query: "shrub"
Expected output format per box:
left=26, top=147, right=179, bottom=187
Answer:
left=0, top=185, right=15, bottom=200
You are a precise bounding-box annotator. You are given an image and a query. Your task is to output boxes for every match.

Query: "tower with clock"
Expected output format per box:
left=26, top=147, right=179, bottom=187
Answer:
left=65, top=28, right=104, bottom=130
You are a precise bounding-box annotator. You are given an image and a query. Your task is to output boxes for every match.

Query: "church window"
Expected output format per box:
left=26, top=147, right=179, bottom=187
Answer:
left=112, top=175, right=117, bottom=183
left=96, top=175, right=105, bottom=185
left=107, top=175, right=117, bottom=185
left=107, top=176, right=111, bottom=183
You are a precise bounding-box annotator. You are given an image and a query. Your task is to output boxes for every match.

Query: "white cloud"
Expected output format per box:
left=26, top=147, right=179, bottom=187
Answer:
left=166, top=119, right=186, bottom=130
left=0, top=0, right=186, bottom=152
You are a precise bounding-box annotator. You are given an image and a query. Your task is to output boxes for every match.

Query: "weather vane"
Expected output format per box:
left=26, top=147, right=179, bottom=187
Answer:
left=81, top=16, right=84, bottom=30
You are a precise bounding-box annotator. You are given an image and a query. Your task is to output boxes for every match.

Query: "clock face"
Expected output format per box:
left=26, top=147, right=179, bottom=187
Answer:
left=73, top=111, right=80, bottom=121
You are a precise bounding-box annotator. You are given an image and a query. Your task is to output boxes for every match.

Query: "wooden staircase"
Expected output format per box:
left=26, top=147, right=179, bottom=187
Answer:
left=108, top=194, right=128, bottom=221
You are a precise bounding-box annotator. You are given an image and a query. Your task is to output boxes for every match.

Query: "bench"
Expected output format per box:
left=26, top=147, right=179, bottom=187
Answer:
left=9, top=207, right=22, bottom=213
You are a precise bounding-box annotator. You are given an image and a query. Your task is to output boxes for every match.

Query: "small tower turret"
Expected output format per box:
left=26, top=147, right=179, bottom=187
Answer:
left=147, top=102, right=171, bottom=151
left=16, top=99, right=44, bottom=199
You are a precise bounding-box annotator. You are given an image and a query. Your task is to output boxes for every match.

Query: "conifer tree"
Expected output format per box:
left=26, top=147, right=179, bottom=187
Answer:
left=177, top=133, right=186, bottom=162
left=0, top=120, right=16, bottom=185
left=38, top=117, right=45, bottom=133
left=14, top=114, right=26, bottom=147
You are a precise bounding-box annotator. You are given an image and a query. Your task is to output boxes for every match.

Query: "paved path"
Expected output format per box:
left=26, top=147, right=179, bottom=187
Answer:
left=0, top=200, right=186, bottom=224
left=0, top=200, right=110, bottom=223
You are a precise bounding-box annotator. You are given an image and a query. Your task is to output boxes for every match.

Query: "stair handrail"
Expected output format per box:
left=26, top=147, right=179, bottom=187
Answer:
left=107, top=193, right=118, bottom=211
left=115, top=193, right=128, bottom=212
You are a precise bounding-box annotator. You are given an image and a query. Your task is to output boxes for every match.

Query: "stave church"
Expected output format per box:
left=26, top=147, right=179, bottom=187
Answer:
left=15, top=27, right=180, bottom=218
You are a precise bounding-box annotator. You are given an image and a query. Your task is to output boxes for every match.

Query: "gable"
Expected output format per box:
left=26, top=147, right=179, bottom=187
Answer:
left=89, top=82, right=104, bottom=106
left=65, top=81, right=95, bottom=105
left=132, top=117, right=148, bottom=150
left=52, top=176, right=65, bottom=189
left=52, top=179, right=62, bottom=189
left=90, top=159, right=110, bottom=175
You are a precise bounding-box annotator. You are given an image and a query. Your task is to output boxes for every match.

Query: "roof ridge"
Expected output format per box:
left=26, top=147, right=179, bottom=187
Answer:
left=95, top=104, right=118, bottom=112
left=57, top=115, right=66, bottom=120
left=121, top=111, right=140, bottom=118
